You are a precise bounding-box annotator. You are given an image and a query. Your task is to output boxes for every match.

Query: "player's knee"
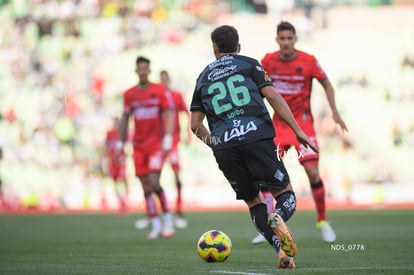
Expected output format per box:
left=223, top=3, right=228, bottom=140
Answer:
left=304, top=165, right=319, bottom=182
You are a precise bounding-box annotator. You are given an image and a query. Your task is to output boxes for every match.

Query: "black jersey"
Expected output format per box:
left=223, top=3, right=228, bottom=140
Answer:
left=190, top=54, right=275, bottom=151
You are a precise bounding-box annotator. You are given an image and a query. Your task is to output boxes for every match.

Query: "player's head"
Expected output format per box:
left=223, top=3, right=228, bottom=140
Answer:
left=160, top=70, right=170, bottom=87
left=277, top=21, right=296, bottom=35
left=135, top=56, right=151, bottom=84
left=211, top=25, right=240, bottom=58
left=276, top=21, right=297, bottom=57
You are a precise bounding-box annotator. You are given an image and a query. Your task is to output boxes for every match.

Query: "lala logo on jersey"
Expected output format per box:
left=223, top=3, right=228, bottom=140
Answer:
left=223, top=120, right=257, bottom=142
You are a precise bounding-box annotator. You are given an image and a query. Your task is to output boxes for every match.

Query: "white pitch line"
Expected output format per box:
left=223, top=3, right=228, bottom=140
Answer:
left=207, top=266, right=414, bottom=274
left=211, top=271, right=271, bottom=275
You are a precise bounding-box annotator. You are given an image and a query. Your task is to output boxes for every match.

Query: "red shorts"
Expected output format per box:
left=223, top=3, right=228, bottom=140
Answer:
left=107, top=153, right=126, bottom=180
left=273, top=115, right=320, bottom=166
left=133, top=148, right=165, bottom=176
left=108, top=162, right=126, bottom=180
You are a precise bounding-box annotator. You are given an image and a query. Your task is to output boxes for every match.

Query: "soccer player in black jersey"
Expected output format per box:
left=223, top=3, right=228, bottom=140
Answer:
left=190, top=25, right=318, bottom=269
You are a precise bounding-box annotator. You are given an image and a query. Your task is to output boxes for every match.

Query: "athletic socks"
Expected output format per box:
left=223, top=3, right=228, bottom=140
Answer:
left=275, top=191, right=296, bottom=222
left=144, top=192, right=158, bottom=218
left=154, top=188, right=170, bottom=213
left=311, top=180, right=327, bottom=222
left=249, top=203, right=281, bottom=253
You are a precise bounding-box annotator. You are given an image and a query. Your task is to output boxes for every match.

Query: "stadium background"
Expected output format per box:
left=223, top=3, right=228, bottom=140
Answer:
left=0, top=0, right=413, bottom=213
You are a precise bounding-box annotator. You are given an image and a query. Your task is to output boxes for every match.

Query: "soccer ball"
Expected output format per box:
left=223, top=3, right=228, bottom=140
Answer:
left=197, top=230, right=232, bottom=262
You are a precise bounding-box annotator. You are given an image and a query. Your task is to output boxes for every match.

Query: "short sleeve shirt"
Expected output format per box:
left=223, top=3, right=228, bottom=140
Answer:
left=190, top=54, right=275, bottom=151
left=123, top=83, right=173, bottom=151
left=261, top=50, right=327, bottom=125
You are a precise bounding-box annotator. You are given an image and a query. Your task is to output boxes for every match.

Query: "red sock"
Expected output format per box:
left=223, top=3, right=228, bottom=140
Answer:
left=145, top=193, right=158, bottom=218
left=311, top=181, right=327, bottom=222
left=262, top=191, right=274, bottom=214
left=155, top=188, right=170, bottom=213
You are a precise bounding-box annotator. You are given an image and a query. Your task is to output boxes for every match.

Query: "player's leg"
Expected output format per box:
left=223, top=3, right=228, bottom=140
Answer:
left=108, top=163, right=125, bottom=213
left=296, top=121, right=336, bottom=242
left=214, top=144, right=295, bottom=269
left=303, top=164, right=336, bottom=242
left=111, top=164, right=126, bottom=213
left=117, top=163, right=129, bottom=213
left=138, top=174, right=162, bottom=239
left=168, top=148, right=188, bottom=228
left=147, top=171, right=174, bottom=238
left=173, top=170, right=188, bottom=228
left=148, top=151, right=174, bottom=238
left=251, top=187, right=273, bottom=244
left=244, top=139, right=297, bottom=258
left=133, top=150, right=161, bottom=238
left=268, top=187, right=297, bottom=257
left=246, top=189, right=295, bottom=269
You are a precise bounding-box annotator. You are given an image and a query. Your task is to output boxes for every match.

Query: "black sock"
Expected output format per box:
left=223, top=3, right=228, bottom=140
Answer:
left=311, top=180, right=323, bottom=189
left=249, top=203, right=281, bottom=253
left=275, top=191, right=296, bottom=222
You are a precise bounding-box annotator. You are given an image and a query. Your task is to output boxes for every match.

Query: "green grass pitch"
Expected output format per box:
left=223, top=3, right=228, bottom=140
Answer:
left=1, top=209, right=413, bottom=274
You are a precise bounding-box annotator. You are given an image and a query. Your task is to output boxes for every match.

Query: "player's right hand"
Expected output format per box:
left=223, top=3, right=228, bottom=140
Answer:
left=114, top=141, right=124, bottom=163
left=295, top=131, right=318, bottom=153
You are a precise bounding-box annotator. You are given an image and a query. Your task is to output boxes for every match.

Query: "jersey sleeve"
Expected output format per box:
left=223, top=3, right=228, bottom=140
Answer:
left=311, top=55, right=328, bottom=82
left=174, top=92, right=189, bottom=113
left=123, top=89, right=132, bottom=115
left=251, top=60, right=274, bottom=90
left=190, top=76, right=204, bottom=112
left=260, top=53, right=273, bottom=72
left=159, top=85, right=174, bottom=111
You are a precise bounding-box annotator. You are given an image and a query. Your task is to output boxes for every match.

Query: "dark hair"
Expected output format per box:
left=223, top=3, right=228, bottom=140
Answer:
left=136, top=56, right=150, bottom=65
left=277, top=21, right=296, bottom=35
left=211, top=25, right=239, bottom=53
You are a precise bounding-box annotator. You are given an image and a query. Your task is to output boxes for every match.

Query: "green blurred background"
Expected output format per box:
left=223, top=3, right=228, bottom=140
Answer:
left=0, top=0, right=413, bottom=213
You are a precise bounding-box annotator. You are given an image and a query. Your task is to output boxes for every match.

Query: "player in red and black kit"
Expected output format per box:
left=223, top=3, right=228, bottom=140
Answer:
left=134, top=70, right=191, bottom=230
left=104, top=116, right=129, bottom=212
left=257, top=21, right=348, bottom=244
left=117, top=56, right=175, bottom=239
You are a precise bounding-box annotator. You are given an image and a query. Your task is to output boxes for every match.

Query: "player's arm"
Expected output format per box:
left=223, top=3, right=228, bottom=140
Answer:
left=320, top=79, right=348, bottom=132
left=182, top=105, right=193, bottom=143
left=176, top=93, right=193, bottom=143
left=118, top=112, right=129, bottom=144
left=261, top=85, right=318, bottom=153
left=162, top=108, right=175, bottom=152
left=190, top=111, right=212, bottom=147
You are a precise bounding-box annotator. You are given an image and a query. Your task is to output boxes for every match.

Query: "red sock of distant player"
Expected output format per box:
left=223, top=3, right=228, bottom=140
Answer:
left=176, top=181, right=182, bottom=215
left=155, top=188, right=170, bottom=213
left=311, top=180, right=327, bottom=222
left=144, top=193, right=158, bottom=218
left=262, top=191, right=274, bottom=214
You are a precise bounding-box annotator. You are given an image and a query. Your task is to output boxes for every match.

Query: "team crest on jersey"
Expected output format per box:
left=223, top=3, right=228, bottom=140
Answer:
left=295, top=67, right=302, bottom=74
left=264, top=71, right=271, bottom=82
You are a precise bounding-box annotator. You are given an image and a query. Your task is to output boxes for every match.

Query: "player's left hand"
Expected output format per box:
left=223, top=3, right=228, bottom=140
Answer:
left=333, top=113, right=348, bottom=133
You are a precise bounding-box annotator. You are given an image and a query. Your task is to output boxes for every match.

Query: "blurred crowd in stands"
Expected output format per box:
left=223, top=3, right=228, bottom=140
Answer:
left=0, top=0, right=413, bottom=212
